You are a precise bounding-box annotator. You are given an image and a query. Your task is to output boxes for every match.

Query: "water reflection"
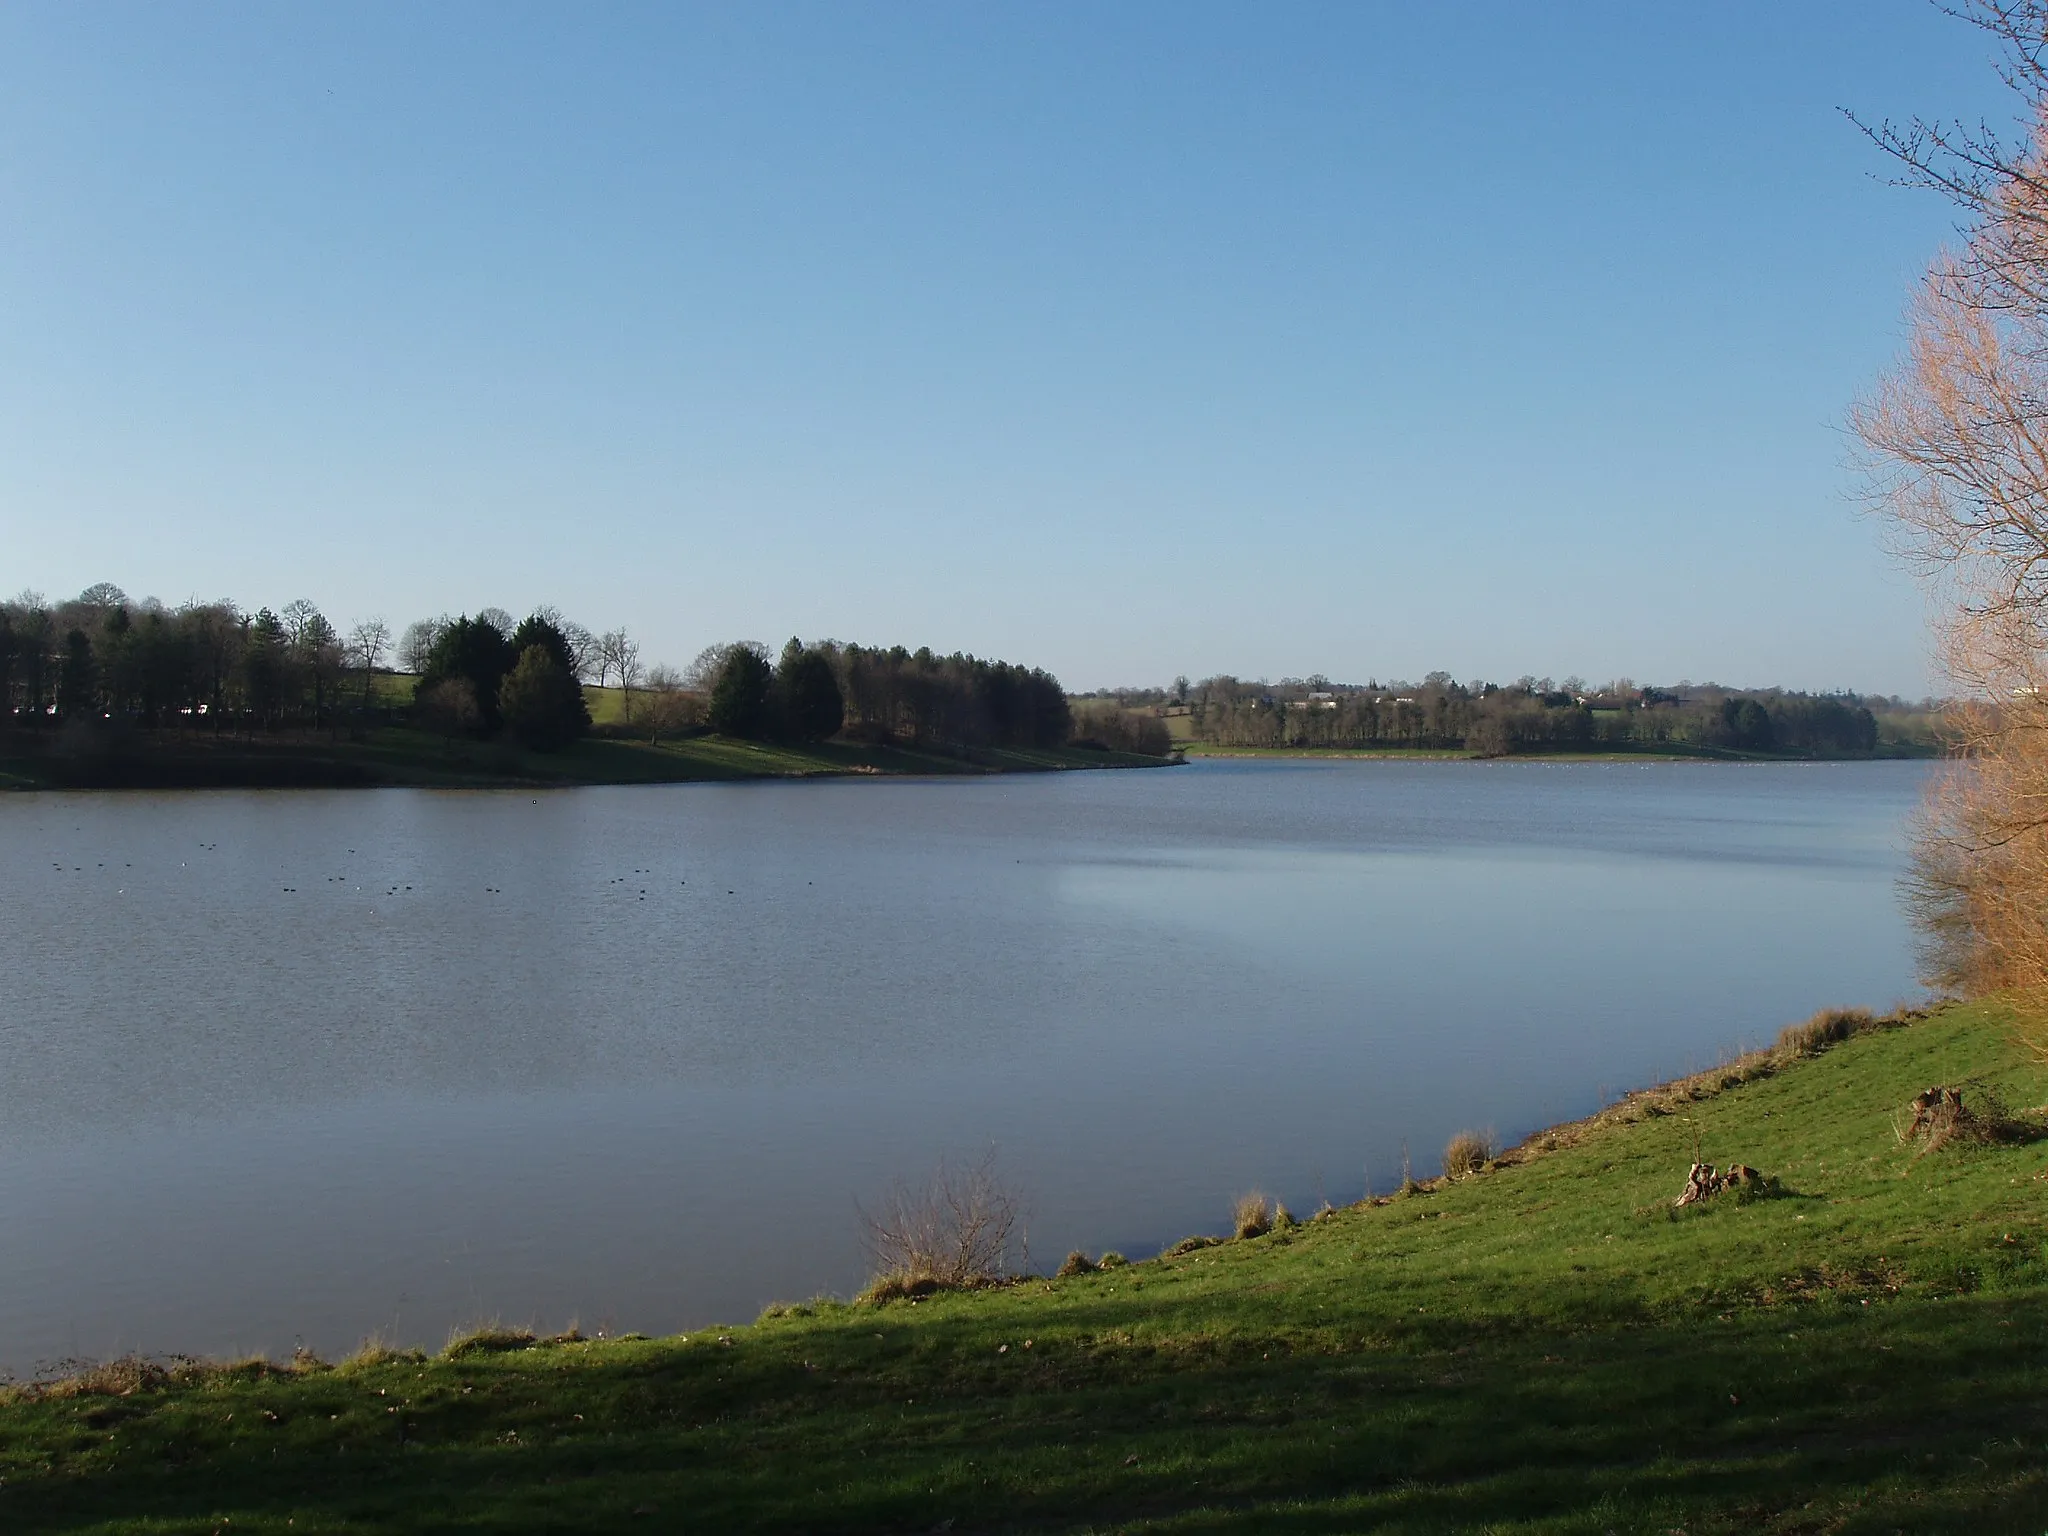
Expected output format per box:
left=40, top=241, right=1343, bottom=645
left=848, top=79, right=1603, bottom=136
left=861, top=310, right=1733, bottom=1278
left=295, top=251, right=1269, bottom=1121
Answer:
left=0, top=760, right=1926, bottom=1368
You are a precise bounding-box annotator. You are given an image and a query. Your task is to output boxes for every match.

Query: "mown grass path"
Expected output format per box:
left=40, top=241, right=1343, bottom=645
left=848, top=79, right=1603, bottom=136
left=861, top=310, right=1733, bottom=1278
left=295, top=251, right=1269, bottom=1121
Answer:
left=4, top=1006, right=2045, bottom=1532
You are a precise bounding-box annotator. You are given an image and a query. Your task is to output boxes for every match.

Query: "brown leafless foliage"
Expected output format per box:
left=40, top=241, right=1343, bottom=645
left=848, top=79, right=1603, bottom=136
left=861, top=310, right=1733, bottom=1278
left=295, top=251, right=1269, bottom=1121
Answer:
left=1854, top=4, right=2048, bottom=1043
left=857, top=1150, right=1021, bottom=1294
left=1853, top=4, right=2048, bottom=311
left=640, top=664, right=701, bottom=743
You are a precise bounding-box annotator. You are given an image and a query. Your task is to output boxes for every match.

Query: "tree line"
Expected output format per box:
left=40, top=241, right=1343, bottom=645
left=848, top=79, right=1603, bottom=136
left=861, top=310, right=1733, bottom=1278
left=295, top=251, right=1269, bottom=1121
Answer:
left=0, top=586, right=380, bottom=733
left=0, top=586, right=1093, bottom=758
left=689, top=639, right=1073, bottom=753
left=1118, top=673, right=1916, bottom=757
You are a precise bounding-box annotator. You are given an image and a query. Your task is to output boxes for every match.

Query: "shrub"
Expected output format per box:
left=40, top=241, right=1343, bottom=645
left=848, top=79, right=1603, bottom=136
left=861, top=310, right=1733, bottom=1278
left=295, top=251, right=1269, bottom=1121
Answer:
left=1055, top=1250, right=1097, bottom=1278
left=1232, top=1192, right=1273, bottom=1240
left=415, top=676, right=480, bottom=735
left=1442, top=1130, right=1496, bottom=1182
left=857, top=1149, right=1020, bottom=1296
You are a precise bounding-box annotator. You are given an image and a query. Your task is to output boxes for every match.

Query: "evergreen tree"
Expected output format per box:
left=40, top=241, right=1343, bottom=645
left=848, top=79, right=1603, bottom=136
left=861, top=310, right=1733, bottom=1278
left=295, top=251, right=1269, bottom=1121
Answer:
left=419, top=616, right=517, bottom=730
left=708, top=644, right=773, bottom=738
left=511, top=613, right=581, bottom=679
left=775, top=637, right=844, bottom=742
left=0, top=610, right=15, bottom=720
left=55, top=628, right=96, bottom=721
left=509, top=614, right=591, bottom=736
left=240, top=609, right=286, bottom=724
left=499, top=644, right=588, bottom=750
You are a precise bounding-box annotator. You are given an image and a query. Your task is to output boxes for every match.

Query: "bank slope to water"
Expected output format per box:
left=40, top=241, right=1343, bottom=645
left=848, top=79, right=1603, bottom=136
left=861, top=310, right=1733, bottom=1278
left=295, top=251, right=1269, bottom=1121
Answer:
left=0, top=728, right=1168, bottom=790
left=4, top=1005, right=2046, bottom=1533
left=1178, top=741, right=1940, bottom=762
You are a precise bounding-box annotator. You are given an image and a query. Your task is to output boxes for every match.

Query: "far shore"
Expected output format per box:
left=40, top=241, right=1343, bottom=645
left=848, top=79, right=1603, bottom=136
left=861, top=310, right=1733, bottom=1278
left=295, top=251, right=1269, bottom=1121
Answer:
left=0, top=726, right=1174, bottom=793
left=1177, top=741, right=1940, bottom=764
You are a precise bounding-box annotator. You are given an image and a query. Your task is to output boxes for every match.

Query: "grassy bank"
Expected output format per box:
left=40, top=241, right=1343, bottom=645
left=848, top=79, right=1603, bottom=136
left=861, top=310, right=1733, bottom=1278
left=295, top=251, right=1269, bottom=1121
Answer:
left=0, top=727, right=1167, bottom=791
left=1179, top=741, right=1942, bottom=763
left=4, top=1003, right=2045, bottom=1531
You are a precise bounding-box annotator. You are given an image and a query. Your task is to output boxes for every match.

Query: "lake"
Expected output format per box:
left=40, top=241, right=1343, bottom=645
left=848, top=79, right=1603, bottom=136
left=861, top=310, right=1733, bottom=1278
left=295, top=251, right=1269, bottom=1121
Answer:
left=0, top=758, right=1928, bottom=1372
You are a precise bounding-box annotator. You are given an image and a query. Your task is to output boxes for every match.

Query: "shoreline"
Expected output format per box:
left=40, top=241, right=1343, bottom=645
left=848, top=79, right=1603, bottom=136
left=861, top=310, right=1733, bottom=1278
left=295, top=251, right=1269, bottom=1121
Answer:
left=6, top=1002, right=1939, bottom=1377
left=2, top=998, right=2036, bottom=1531
left=0, top=727, right=1176, bottom=792
left=1178, top=741, right=1940, bottom=763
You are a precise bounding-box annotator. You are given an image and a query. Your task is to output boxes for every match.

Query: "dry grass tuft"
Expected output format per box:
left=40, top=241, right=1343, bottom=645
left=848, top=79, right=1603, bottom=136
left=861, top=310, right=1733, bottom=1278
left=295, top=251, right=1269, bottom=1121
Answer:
left=1232, top=1192, right=1273, bottom=1240
left=442, top=1325, right=537, bottom=1359
left=1055, top=1250, right=1097, bottom=1278
left=1441, top=1130, right=1496, bottom=1182
left=857, top=1272, right=1013, bottom=1304
left=31, top=1356, right=174, bottom=1400
left=1777, top=1006, right=1879, bottom=1058
left=344, top=1333, right=425, bottom=1370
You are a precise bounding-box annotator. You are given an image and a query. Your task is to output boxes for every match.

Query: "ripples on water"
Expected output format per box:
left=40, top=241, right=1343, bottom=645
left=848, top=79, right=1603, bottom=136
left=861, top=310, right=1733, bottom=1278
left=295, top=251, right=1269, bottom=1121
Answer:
left=0, top=759, right=1927, bottom=1368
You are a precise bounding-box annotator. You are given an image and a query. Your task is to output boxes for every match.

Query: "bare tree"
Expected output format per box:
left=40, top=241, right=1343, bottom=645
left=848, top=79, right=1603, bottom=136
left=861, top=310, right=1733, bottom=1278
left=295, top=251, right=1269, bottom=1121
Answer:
left=281, top=600, right=342, bottom=727
left=599, top=629, right=642, bottom=722
left=856, top=1149, right=1022, bottom=1293
left=347, top=618, right=392, bottom=712
left=641, top=663, right=699, bottom=743
left=1853, top=2, right=2048, bottom=1038
left=683, top=642, right=731, bottom=692
left=563, top=621, right=599, bottom=682
left=529, top=606, right=598, bottom=681
left=76, top=582, right=128, bottom=611
left=398, top=617, right=446, bottom=675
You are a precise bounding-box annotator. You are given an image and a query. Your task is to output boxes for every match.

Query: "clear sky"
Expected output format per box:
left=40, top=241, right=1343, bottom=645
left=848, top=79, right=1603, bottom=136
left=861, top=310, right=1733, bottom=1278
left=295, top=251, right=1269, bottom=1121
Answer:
left=0, top=3, right=2018, bottom=694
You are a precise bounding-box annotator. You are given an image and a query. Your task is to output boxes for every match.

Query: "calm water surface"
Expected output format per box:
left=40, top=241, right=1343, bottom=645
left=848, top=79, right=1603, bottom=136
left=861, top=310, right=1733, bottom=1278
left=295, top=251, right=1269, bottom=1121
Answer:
left=0, top=759, right=1925, bottom=1369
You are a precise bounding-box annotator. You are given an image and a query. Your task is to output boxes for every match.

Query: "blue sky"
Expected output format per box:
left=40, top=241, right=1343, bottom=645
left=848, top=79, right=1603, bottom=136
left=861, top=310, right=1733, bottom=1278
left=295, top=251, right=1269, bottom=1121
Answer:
left=0, top=3, right=2016, bottom=693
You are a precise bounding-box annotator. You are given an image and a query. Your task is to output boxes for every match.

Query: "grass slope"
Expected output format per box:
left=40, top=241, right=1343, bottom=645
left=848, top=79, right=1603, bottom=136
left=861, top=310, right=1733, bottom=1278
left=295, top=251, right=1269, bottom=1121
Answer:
left=5, top=1006, right=2047, bottom=1532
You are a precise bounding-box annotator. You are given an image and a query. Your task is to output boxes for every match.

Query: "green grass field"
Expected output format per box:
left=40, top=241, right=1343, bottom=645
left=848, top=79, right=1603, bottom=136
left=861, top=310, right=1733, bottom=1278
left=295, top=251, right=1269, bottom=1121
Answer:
left=5, top=1004, right=2045, bottom=1531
